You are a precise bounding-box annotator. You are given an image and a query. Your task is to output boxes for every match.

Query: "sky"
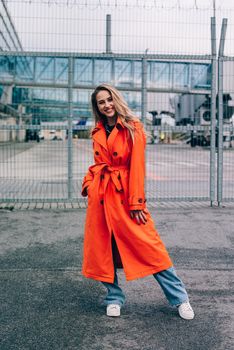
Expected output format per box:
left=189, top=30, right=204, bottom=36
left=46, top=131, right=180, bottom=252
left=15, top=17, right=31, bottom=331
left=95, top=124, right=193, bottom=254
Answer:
left=5, top=0, right=234, bottom=56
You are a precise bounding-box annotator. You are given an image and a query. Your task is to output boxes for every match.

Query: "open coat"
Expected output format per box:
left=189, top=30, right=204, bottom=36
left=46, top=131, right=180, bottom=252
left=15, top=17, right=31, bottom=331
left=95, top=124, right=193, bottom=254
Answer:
left=81, top=117, right=172, bottom=283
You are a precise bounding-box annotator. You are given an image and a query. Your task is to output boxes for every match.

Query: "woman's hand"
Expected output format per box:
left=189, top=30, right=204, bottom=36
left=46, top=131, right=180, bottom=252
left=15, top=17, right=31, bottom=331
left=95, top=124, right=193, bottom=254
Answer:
left=130, top=210, right=147, bottom=225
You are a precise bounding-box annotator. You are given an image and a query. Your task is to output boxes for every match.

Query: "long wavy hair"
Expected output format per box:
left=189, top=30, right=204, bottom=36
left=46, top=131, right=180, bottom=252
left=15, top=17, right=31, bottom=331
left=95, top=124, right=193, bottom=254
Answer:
left=91, top=84, right=140, bottom=141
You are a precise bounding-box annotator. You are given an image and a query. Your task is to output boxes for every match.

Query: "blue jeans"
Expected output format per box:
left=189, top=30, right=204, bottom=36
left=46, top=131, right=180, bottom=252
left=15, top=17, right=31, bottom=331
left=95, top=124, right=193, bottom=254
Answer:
left=101, top=267, right=188, bottom=307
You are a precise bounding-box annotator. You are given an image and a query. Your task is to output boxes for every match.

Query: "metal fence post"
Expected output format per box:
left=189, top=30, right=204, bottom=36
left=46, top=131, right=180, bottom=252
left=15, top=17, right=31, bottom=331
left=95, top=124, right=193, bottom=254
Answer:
left=141, top=57, right=147, bottom=125
left=217, top=18, right=228, bottom=206
left=68, top=56, right=73, bottom=200
left=210, top=17, right=217, bottom=207
left=106, top=14, right=112, bottom=54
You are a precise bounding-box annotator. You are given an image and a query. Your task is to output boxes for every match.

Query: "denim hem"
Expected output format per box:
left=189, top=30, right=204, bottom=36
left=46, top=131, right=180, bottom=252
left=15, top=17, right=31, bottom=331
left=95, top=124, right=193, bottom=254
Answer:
left=170, top=298, right=189, bottom=307
left=105, top=301, right=123, bottom=307
left=126, top=263, right=173, bottom=281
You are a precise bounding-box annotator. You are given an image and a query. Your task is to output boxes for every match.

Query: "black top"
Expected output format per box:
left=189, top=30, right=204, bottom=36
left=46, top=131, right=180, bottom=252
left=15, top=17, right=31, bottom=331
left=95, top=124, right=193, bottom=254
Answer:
left=104, top=123, right=115, bottom=138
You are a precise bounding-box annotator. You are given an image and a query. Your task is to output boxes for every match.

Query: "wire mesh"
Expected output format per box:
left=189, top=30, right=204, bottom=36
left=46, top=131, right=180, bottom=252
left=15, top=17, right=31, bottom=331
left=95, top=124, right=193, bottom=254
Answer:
left=1, top=0, right=234, bottom=205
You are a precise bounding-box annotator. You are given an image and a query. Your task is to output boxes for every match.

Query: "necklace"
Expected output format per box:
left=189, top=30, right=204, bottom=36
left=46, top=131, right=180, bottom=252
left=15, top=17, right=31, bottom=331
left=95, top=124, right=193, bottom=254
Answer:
left=105, top=123, right=115, bottom=135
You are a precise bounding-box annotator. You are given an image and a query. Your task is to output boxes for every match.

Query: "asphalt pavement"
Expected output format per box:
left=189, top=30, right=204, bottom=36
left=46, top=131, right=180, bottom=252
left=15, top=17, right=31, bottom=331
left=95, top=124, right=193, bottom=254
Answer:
left=0, top=204, right=234, bottom=350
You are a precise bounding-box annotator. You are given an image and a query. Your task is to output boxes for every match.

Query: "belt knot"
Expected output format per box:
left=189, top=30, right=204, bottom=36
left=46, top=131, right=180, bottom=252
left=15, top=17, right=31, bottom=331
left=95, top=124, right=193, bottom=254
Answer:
left=89, top=163, right=128, bottom=192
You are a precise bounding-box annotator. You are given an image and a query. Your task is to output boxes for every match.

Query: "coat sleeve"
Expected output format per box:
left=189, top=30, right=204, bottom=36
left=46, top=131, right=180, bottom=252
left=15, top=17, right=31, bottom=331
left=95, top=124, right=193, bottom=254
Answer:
left=128, top=123, right=147, bottom=210
left=81, top=168, right=94, bottom=197
left=81, top=140, right=94, bottom=197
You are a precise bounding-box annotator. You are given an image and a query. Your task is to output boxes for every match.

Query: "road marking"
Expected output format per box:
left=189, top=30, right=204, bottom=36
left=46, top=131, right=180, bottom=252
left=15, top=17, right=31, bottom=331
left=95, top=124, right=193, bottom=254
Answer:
left=146, top=171, right=167, bottom=180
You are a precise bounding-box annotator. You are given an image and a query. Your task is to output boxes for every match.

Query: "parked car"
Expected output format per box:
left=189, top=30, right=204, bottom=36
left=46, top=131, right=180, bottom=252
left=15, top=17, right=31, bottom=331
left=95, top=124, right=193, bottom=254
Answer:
left=25, top=129, right=40, bottom=142
left=52, top=135, right=63, bottom=141
left=38, top=131, right=44, bottom=140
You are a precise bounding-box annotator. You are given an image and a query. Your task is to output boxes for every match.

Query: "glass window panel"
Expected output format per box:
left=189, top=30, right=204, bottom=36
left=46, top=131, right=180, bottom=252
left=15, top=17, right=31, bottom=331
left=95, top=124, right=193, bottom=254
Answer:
left=173, top=63, right=189, bottom=87
left=35, top=57, right=54, bottom=83
left=0, top=56, right=14, bottom=80
left=191, top=64, right=211, bottom=88
left=16, top=56, right=34, bottom=81
left=94, top=59, right=111, bottom=84
left=74, top=59, right=92, bottom=84
left=115, top=60, right=132, bottom=86
left=0, top=85, right=3, bottom=100
left=30, top=88, right=68, bottom=102
left=12, top=87, right=29, bottom=105
left=35, top=107, right=68, bottom=122
left=26, top=88, right=69, bottom=123
left=55, top=58, right=68, bottom=84
left=148, top=62, right=170, bottom=88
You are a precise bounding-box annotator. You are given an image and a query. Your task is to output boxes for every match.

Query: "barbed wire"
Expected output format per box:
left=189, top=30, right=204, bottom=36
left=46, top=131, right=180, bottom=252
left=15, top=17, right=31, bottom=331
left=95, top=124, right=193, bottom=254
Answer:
left=4, top=0, right=227, bottom=11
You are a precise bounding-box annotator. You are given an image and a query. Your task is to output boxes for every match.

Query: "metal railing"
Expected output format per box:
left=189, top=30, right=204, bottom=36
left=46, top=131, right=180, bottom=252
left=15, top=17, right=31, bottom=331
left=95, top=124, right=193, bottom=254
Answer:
left=1, top=1, right=234, bottom=206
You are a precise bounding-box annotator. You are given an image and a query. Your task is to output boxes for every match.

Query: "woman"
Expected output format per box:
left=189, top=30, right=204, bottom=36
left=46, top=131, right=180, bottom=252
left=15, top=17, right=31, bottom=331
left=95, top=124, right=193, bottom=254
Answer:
left=81, top=84, right=194, bottom=320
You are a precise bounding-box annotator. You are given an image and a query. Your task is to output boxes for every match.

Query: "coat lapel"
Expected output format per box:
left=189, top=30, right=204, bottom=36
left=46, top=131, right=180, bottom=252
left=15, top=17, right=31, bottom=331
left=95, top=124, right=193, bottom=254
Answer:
left=107, top=116, right=124, bottom=154
left=92, top=123, right=108, bottom=151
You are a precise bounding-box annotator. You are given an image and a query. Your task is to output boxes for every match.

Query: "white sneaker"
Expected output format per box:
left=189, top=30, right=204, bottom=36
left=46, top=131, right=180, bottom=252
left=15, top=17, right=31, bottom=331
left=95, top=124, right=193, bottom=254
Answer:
left=178, top=301, right=195, bottom=320
left=106, top=304, right=121, bottom=317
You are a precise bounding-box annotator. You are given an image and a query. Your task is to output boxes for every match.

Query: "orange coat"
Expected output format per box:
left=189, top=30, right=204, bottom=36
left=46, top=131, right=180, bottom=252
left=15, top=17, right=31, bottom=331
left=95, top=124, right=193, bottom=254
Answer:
left=81, top=117, right=172, bottom=283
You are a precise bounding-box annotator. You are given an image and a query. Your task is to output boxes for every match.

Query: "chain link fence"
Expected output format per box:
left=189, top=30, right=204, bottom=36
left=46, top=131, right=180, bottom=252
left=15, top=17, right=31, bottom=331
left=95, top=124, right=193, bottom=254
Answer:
left=0, top=0, right=234, bottom=206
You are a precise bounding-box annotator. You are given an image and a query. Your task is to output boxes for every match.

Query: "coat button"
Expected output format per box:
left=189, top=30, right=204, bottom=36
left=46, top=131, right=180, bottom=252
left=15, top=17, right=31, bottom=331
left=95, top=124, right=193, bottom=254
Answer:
left=100, top=174, right=104, bottom=180
left=138, top=198, right=143, bottom=203
left=95, top=151, right=99, bottom=155
left=113, top=152, right=118, bottom=156
left=100, top=199, right=104, bottom=205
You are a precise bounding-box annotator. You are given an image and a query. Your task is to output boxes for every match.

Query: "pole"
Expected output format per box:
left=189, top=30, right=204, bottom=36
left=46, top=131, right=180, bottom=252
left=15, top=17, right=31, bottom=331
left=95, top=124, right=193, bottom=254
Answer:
left=67, top=56, right=73, bottom=200
left=141, top=57, right=147, bottom=125
left=213, top=0, right=216, bottom=19
left=217, top=18, right=228, bottom=206
left=210, top=17, right=217, bottom=207
left=106, top=14, right=111, bottom=54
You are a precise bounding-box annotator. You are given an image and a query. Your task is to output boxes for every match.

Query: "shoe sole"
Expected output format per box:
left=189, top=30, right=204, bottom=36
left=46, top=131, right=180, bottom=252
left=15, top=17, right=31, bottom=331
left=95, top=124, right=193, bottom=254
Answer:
left=106, top=311, right=121, bottom=317
left=178, top=313, right=195, bottom=320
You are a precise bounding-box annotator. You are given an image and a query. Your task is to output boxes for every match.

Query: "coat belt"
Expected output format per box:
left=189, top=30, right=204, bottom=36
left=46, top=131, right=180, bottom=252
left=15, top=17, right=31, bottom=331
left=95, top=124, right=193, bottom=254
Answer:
left=89, top=162, right=128, bottom=192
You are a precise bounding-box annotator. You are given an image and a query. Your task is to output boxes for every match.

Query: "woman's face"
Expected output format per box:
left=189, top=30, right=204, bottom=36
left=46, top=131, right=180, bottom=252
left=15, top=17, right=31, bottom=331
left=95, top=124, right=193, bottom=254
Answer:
left=96, top=90, right=116, bottom=121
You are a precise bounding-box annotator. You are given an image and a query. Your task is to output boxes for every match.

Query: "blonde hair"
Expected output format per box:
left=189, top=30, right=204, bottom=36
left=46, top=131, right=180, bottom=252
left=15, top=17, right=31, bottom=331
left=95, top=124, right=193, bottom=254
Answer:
left=91, top=84, right=140, bottom=141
